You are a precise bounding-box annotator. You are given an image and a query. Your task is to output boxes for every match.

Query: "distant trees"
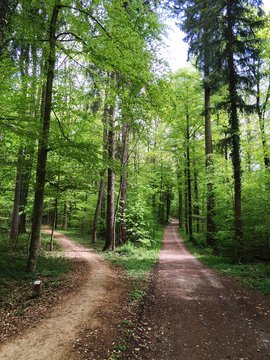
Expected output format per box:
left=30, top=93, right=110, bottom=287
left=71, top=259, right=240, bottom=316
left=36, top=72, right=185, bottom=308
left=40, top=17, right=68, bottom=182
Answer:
left=171, top=0, right=266, bottom=259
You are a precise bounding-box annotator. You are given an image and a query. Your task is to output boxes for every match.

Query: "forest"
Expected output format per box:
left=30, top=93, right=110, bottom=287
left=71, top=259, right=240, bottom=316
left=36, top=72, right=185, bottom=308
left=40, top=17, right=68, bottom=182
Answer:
left=0, top=0, right=269, bottom=274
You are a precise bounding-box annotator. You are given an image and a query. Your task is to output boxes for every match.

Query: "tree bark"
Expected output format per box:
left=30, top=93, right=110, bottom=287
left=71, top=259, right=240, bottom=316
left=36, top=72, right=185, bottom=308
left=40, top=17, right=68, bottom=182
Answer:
left=204, top=83, right=216, bottom=246
left=184, top=164, right=188, bottom=235
left=256, top=74, right=270, bottom=170
left=18, top=146, right=34, bottom=234
left=10, top=147, right=23, bottom=242
left=193, top=164, right=200, bottom=234
left=103, top=75, right=116, bottom=251
left=92, top=100, right=108, bottom=243
left=226, top=0, right=243, bottom=259
left=62, top=203, right=68, bottom=229
left=92, top=177, right=105, bottom=243
left=119, top=123, right=129, bottom=244
left=186, top=113, right=193, bottom=243
left=27, top=0, right=60, bottom=271
left=177, top=162, right=183, bottom=228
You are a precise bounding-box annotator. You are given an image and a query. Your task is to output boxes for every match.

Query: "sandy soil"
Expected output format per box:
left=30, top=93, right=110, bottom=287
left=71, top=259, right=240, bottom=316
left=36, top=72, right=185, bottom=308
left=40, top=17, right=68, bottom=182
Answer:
left=0, top=231, right=124, bottom=360
left=124, top=221, right=270, bottom=360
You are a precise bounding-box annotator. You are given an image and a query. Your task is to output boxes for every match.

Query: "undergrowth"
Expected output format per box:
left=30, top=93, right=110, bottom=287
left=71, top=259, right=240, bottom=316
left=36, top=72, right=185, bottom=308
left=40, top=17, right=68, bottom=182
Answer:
left=0, top=232, right=71, bottom=309
left=184, top=232, right=270, bottom=295
left=62, top=226, right=163, bottom=301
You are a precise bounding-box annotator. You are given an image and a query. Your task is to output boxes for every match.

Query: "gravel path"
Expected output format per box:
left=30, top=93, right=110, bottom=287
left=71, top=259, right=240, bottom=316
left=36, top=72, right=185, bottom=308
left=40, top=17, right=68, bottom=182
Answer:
left=0, top=231, right=121, bottom=360
left=129, top=221, right=270, bottom=360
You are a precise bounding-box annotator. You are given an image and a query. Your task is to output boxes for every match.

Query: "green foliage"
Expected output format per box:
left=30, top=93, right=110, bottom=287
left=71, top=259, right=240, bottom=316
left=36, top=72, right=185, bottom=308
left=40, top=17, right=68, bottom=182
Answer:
left=185, top=239, right=270, bottom=295
left=106, top=226, right=163, bottom=279
left=0, top=235, right=71, bottom=309
left=123, top=200, right=153, bottom=246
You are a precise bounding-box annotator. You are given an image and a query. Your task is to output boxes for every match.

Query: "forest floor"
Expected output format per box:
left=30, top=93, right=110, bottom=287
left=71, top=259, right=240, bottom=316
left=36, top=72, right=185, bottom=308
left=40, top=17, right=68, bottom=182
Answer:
left=121, top=220, right=270, bottom=360
left=0, top=230, right=131, bottom=360
left=1, top=226, right=270, bottom=360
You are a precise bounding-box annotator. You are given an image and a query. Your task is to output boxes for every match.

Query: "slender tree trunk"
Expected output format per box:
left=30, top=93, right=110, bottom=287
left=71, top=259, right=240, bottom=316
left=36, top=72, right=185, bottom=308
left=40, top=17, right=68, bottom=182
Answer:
left=184, top=164, right=188, bottom=235
left=193, top=164, right=200, bottom=234
left=258, top=113, right=269, bottom=169
left=176, top=159, right=183, bottom=228
left=50, top=197, right=58, bottom=251
left=119, top=123, right=129, bottom=244
left=226, top=0, right=243, bottom=259
left=204, top=83, right=215, bottom=246
left=92, top=101, right=108, bottom=243
left=10, top=147, right=23, bottom=242
left=27, top=1, right=60, bottom=271
left=103, top=76, right=116, bottom=251
left=245, top=117, right=252, bottom=172
left=92, top=177, right=105, bottom=243
left=166, top=188, right=171, bottom=223
left=62, top=203, right=68, bottom=229
left=186, top=114, right=193, bottom=243
left=256, top=78, right=270, bottom=170
left=19, top=146, right=34, bottom=234
left=158, top=179, right=164, bottom=223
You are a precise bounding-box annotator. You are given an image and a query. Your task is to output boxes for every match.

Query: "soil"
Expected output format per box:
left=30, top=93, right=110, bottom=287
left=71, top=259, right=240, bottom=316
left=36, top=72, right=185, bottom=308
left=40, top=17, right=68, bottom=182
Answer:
left=0, top=231, right=130, bottom=360
left=122, top=221, right=270, bottom=360
left=1, top=224, right=270, bottom=360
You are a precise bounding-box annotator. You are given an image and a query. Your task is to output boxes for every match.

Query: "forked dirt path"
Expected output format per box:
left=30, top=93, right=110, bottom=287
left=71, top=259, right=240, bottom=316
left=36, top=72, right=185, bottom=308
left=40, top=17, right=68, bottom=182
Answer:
left=0, top=231, right=122, bottom=360
left=126, top=221, right=270, bottom=360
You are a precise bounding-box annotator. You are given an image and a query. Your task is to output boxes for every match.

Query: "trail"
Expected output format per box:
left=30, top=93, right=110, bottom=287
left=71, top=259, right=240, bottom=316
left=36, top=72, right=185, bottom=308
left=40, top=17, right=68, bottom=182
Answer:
left=127, top=221, right=270, bottom=360
left=0, top=231, right=122, bottom=360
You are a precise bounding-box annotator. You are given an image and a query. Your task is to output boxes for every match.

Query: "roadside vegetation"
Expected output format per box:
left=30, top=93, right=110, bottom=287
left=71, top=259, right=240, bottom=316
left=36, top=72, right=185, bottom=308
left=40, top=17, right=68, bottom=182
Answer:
left=62, top=226, right=163, bottom=301
left=184, top=235, right=270, bottom=295
left=0, top=232, right=70, bottom=311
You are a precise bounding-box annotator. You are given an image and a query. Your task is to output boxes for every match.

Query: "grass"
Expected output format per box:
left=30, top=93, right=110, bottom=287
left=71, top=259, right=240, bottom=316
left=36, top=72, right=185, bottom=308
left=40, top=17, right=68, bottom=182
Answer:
left=0, top=232, right=72, bottom=309
left=59, top=228, right=104, bottom=252
left=105, top=231, right=163, bottom=279
left=184, top=234, right=270, bottom=295
left=60, top=227, right=163, bottom=281
left=60, top=226, right=163, bottom=301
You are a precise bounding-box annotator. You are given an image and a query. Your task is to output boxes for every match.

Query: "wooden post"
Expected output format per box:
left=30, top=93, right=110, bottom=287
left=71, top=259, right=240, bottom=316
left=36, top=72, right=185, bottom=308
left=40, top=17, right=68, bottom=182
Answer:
left=33, top=280, right=42, bottom=296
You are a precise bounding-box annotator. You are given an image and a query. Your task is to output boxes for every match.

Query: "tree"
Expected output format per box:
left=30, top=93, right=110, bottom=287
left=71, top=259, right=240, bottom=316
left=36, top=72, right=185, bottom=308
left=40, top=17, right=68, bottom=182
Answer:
left=172, top=0, right=265, bottom=259
left=27, top=0, right=60, bottom=271
left=171, top=0, right=220, bottom=246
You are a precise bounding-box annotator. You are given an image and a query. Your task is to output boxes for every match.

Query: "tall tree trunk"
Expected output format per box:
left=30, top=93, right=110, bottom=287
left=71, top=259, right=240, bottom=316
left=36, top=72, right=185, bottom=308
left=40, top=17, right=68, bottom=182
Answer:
left=245, top=117, right=252, bottom=172
left=92, top=177, right=105, bottom=243
left=166, top=188, right=172, bottom=223
left=103, top=75, right=116, bottom=251
left=10, top=147, right=23, bottom=242
left=256, top=75, right=270, bottom=170
left=186, top=114, right=193, bottom=243
left=193, top=164, right=200, bottom=234
left=204, top=83, right=215, bottom=246
left=158, top=178, right=164, bottom=223
left=177, top=163, right=183, bottom=228
left=184, top=164, right=188, bottom=235
left=119, top=123, right=129, bottom=244
left=19, top=146, right=34, bottom=234
left=92, top=100, right=108, bottom=243
left=226, top=0, right=243, bottom=259
left=62, top=203, right=68, bottom=230
left=50, top=197, right=58, bottom=251
left=27, top=1, right=60, bottom=271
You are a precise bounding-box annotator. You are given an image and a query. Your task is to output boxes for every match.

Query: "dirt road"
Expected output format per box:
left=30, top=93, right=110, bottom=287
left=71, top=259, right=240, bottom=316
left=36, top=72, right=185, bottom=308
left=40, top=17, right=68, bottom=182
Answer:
left=126, top=222, right=270, bottom=360
left=0, top=231, right=123, bottom=360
